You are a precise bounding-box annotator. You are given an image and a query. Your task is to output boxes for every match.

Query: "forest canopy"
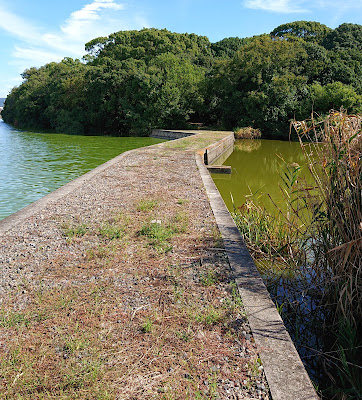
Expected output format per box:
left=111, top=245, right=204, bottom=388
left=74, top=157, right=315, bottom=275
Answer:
left=2, top=22, right=362, bottom=139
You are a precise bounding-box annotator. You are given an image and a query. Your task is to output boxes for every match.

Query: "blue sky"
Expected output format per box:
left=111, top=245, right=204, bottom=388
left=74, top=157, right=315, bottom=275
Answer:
left=0, top=0, right=361, bottom=97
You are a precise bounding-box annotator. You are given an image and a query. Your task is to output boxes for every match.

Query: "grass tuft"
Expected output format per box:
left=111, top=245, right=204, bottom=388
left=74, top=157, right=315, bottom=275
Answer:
left=137, top=199, right=158, bottom=212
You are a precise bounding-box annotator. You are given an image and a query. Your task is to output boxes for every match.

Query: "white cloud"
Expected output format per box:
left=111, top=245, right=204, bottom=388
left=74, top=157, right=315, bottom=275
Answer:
left=12, top=46, right=64, bottom=65
left=243, top=0, right=308, bottom=13
left=0, top=1, right=146, bottom=72
left=0, top=0, right=148, bottom=96
left=61, top=0, right=125, bottom=37
left=243, top=0, right=362, bottom=14
left=0, top=6, right=40, bottom=42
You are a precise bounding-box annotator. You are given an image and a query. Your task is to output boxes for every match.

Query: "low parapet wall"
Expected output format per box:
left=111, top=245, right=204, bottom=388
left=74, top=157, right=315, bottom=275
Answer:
left=151, top=129, right=235, bottom=166
left=203, top=133, right=235, bottom=165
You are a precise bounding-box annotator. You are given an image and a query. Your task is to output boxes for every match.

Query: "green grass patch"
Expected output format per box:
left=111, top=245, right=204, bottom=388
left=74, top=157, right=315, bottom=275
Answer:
left=0, top=311, right=31, bottom=328
left=137, top=199, right=158, bottom=212
left=138, top=212, right=188, bottom=253
left=98, top=223, right=124, bottom=240
left=177, top=198, right=189, bottom=205
left=62, top=223, right=88, bottom=239
left=199, top=271, right=218, bottom=286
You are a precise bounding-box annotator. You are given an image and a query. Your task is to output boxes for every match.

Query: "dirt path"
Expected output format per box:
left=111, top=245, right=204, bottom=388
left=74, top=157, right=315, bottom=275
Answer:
left=0, top=135, right=269, bottom=399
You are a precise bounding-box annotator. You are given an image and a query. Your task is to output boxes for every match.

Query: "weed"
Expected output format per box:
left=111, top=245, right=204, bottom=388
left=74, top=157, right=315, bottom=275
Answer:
left=275, top=301, right=284, bottom=315
left=199, top=271, right=218, bottom=286
left=139, top=213, right=188, bottom=253
left=196, top=306, right=223, bottom=326
left=137, top=199, right=158, bottom=211
left=171, top=212, right=189, bottom=233
left=99, top=223, right=123, bottom=240
left=208, top=372, right=219, bottom=398
left=173, top=283, right=184, bottom=301
left=0, top=311, right=31, bottom=328
left=177, top=198, right=189, bottom=205
left=233, top=126, right=262, bottom=139
left=176, top=325, right=193, bottom=342
left=86, top=244, right=109, bottom=260
left=232, top=111, right=361, bottom=397
left=62, top=223, right=88, bottom=239
left=222, top=282, right=244, bottom=312
left=142, top=318, right=153, bottom=333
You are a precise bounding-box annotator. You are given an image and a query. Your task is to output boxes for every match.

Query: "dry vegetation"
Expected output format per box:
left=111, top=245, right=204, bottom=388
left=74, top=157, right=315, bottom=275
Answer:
left=233, top=128, right=261, bottom=140
left=293, top=111, right=362, bottom=327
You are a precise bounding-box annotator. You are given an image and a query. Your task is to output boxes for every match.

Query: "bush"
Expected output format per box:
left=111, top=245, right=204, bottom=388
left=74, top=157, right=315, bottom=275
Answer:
left=233, top=127, right=262, bottom=139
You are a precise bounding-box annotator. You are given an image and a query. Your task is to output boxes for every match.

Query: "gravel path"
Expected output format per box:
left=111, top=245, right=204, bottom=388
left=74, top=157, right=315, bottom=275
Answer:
left=0, top=139, right=270, bottom=399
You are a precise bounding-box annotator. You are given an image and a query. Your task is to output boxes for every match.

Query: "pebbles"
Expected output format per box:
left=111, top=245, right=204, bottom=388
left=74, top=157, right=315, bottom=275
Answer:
left=0, top=143, right=270, bottom=399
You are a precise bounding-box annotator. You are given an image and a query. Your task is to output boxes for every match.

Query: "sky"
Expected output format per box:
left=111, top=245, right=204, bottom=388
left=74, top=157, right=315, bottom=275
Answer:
left=0, top=0, right=361, bottom=97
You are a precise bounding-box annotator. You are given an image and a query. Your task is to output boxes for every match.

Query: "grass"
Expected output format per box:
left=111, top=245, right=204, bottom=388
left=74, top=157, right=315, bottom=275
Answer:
left=137, top=199, right=158, bottom=212
left=177, top=198, right=189, bottom=205
left=232, top=198, right=305, bottom=268
left=0, top=142, right=268, bottom=399
left=141, top=317, right=154, bottom=333
left=199, top=271, right=218, bottom=286
left=98, top=223, right=124, bottom=240
left=292, top=111, right=361, bottom=327
left=62, top=222, right=88, bottom=239
left=0, top=311, right=31, bottom=328
left=0, top=248, right=263, bottom=399
left=138, top=212, right=189, bottom=253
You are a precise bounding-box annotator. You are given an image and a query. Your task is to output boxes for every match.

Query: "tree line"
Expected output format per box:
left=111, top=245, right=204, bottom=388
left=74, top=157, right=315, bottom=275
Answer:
left=2, top=21, right=362, bottom=139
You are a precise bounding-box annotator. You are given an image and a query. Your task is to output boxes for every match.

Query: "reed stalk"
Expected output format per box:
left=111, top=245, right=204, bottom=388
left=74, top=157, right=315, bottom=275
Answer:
left=293, top=110, right=361, bottom=328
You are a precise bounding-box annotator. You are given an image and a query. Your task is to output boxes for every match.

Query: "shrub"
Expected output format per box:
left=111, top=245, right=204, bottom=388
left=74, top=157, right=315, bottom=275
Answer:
left=233, top=127, right=262, bottom=139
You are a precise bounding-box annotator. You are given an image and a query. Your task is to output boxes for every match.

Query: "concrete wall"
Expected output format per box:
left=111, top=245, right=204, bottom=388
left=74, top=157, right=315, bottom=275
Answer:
left=203, top=133, right=235, bottom=165
left=152, top=129, right=235, bottom=166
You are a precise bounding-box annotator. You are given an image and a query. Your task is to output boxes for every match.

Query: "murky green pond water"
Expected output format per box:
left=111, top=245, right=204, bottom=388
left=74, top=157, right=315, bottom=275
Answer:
left=211, top=139, right=308, bottom=212
left=0, top=120, right=164, bottom=220
left=212, top=139, right=336, bottom=394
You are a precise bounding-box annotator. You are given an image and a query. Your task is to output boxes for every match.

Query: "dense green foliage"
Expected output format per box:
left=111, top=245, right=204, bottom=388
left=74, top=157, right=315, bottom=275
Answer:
left=2, top=22, right=362, bottom=138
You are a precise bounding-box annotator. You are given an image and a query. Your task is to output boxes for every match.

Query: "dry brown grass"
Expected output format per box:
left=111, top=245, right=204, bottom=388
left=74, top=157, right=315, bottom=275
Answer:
left=233, top=128, right=261, bottom=140
left=0, top=196, right=266, bottom=399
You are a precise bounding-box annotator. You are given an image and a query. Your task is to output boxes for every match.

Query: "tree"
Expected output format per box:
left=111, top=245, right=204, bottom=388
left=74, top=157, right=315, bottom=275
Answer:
left=3, top=24, right=362, bottom=138
left=207, top=36, right=308, bottom=136
left=271, top=21, right=332, bottom=44
left=211, top=37, right=247, bottom=58
left=322, top=23, right=362, bottom=51
left=305, top=82, right=362, bottom=115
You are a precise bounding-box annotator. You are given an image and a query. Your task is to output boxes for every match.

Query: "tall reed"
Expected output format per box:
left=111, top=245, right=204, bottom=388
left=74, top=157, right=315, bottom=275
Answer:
left=293, top=111, right=361, bottom=328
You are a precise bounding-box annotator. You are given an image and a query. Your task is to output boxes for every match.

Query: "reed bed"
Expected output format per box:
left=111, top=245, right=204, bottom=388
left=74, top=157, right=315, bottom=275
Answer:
left=233, top=110, right=362, bottom=398
left=293, top=111, right=361, bottom=328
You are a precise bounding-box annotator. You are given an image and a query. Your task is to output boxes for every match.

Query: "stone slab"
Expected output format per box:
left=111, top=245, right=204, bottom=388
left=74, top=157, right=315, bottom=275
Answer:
left=206, top=165, right=232, bottom=174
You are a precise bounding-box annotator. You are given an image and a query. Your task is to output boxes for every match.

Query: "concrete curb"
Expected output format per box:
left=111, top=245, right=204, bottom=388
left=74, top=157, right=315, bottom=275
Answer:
left=195, top=153, right=319, bottom=400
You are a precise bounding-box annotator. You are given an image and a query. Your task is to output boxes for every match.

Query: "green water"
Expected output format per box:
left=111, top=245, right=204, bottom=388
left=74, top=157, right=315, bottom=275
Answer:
left=212, top=139, right=309, bottom=212
left=212, top=139, right=335, bottom=392
left=0, top=120, right=164, bottom=220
